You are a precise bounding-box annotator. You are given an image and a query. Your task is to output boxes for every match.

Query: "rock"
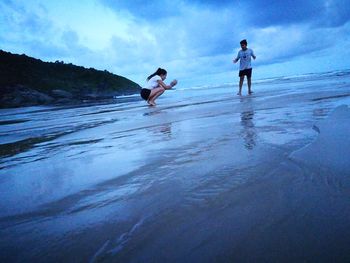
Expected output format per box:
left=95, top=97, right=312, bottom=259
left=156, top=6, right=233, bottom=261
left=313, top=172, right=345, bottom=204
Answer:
left=51, top=89, right=73, bottom=99
left=0, top=85, right=54, bottom=108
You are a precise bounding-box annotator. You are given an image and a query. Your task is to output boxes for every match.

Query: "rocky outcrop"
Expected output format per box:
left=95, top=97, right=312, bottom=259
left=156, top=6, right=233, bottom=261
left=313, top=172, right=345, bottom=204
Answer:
left=0, top=86, right=54, bottom=108
left=0, top=50, right=141, bottom=108
left=0, top=85, right=132, bottom=108
left=51, top=89, right=73, bottom=99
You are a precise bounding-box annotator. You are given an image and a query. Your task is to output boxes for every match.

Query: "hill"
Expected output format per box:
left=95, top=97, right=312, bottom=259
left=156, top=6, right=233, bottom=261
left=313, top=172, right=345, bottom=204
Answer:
left=0, top=50, right=141, bottom=108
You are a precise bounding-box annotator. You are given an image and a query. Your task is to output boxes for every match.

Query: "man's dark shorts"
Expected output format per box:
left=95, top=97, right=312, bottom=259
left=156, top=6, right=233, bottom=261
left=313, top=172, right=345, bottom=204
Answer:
left=239, top=68, right=252, bottom=78
left=140, top=88, right=151, bottom=100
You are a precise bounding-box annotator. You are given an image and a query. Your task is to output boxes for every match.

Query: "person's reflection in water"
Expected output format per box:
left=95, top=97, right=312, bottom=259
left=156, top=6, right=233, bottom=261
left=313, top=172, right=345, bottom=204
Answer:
left=143, top=108, right=172, bottom=140
left=240, top=99, right=257, bottom=150
left=147, top=123, right=172, bottom=141
left=158, top=123, right=172, bottom=138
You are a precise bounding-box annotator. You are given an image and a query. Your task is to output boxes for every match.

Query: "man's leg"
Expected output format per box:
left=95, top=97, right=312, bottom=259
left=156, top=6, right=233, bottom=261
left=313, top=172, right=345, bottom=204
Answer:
left=238, top=76, right=244, bottom=95
left=247, top=77, right=252, bottom=94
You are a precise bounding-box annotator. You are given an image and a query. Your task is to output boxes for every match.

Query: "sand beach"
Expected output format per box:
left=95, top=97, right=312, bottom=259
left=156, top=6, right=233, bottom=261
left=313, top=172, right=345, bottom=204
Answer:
left=0, top=70, right=350, bottom=262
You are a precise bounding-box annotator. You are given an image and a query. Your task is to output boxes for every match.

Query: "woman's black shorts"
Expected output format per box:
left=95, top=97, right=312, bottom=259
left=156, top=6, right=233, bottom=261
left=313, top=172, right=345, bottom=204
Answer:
left=239, top=68, right=252, bottom=78
left=140, top=88, right=151, bottom=100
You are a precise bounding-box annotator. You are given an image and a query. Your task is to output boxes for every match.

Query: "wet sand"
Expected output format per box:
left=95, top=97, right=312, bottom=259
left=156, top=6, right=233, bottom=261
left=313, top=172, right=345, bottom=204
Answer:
left=0, top=71, right=350, bottom=262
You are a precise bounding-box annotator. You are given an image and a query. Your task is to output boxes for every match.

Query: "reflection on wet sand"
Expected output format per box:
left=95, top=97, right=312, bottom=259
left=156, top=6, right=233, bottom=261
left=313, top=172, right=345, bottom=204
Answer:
left=147, top=123, right=172, bottom=140
left=2, top=70, right=350, bottom=262
left=240, top=110, right=256, bottom=150
left=239, top=97, right=257, bottom=150
left=158, top=124, right=171, bottom=137
left=142, top=107, right=172, bottom=139
left=143, top=108, right=164, bottom=116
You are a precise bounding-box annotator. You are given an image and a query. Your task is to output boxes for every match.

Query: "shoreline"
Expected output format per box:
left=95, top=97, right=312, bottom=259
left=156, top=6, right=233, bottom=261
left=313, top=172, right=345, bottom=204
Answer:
left=0, top=70, right=350, bottom=262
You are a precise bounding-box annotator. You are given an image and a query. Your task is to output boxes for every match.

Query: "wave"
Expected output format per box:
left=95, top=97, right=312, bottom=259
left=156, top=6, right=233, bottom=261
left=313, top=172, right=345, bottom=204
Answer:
left=179, top=69, right=350, bottom=91
left=255, top=69, right=350, bottom=85
left=114, top=69, right=350, bottom=96
left=114, top=94, right=140, bottom=99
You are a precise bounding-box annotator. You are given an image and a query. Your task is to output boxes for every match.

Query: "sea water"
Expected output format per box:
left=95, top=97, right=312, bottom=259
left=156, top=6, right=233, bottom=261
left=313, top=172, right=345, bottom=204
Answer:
left=0, top=70, right=350, bottom=262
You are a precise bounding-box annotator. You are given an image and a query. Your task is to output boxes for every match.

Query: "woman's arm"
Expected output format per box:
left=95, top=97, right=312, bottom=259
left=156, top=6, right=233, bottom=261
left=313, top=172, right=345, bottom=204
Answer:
left=157, top=79, right=177, bottom=90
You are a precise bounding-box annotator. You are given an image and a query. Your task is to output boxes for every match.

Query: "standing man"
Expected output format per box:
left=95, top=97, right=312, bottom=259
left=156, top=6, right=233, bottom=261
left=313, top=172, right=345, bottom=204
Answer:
left=233, top=39, right=256, bottom=95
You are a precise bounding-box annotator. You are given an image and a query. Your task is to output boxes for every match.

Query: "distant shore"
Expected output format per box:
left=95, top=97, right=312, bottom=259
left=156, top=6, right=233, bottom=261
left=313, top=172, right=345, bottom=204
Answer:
left=0, top=50, right=141, bottom=108
left=0, top=84, right=141, bottom=108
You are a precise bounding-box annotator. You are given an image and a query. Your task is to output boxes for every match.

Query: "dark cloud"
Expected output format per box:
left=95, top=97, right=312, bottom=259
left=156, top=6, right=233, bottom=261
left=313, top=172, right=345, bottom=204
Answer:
left=179, top=15, right=237, bottom=57
left=99, top=0, right=234, bottom=21
left=1, top=0, right=54, bottom=37
left=0, top=1, right=87, bottom=63
left=321, top=0, right=350, bottom=27
left=2, top=0, right=349, bottom=86
left=186, top=0, right=234, bottom=8
left=238, top=0, right=321, bottom=26
left=100, top=0, right=183, bottom=20
left=238, top=0, right=350, bottom=28
left=189, top=0, right=350, bottom=28
left=100, top=0, right=350, bottom=28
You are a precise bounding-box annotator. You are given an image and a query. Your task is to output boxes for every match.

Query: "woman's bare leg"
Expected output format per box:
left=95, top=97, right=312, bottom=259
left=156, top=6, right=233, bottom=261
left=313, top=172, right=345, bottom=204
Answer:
left=147, top=87, right=164, bottom=105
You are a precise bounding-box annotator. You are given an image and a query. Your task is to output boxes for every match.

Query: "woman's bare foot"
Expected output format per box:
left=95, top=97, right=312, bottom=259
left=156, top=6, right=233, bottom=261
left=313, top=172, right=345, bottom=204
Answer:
left=237, top=92, right=242, bottom=96
left=148, top=100, right=156, bottom=106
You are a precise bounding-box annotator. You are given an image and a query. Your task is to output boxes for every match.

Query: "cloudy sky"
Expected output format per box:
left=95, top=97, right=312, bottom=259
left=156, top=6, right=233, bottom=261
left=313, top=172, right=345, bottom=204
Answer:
left=1, top=0, right=350, bottom=87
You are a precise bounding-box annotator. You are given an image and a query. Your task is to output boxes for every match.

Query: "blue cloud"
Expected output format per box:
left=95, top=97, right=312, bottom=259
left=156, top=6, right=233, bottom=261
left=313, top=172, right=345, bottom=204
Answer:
left=100, top=0, right=182, bottom=20
left=239, top=0, right=350, bottom=28
left=1, top=0, right=349, bottom=87
left=101, top=0, right=350, bottom=28
left=321, top=0, right=350, bottom=27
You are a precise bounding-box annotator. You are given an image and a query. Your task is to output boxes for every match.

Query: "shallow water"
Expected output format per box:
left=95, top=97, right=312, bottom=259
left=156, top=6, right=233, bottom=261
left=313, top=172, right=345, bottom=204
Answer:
left=1, top=70, right=350, bottom=262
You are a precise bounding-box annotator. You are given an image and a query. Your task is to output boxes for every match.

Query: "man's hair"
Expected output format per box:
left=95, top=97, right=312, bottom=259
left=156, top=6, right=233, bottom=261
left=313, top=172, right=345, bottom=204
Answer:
left=240, top=39, right=247, bottom=45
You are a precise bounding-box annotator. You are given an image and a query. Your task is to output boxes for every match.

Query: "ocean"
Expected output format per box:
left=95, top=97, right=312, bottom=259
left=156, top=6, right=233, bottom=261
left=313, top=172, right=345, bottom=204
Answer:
left=1, top=69, right=350, bottom=262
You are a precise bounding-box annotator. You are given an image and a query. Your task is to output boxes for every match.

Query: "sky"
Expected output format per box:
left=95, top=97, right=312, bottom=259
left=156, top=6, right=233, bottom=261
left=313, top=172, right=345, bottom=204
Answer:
left=1, top=0, right=350, bottom=88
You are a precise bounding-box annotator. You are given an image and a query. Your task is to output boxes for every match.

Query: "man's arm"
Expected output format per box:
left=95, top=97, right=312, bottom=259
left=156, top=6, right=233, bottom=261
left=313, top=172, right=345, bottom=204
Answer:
left=233, top=52, right=240, bottom=63
left=251, top=49, right=256, bottom=60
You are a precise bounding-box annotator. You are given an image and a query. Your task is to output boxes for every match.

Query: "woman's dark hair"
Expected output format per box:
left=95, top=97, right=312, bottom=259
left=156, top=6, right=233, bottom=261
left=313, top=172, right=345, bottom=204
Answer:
left=147, top=68, right=167, bottom=81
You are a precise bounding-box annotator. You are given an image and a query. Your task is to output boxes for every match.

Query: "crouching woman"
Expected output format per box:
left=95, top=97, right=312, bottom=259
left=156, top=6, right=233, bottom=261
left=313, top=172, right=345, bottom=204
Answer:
left=140, top=68, right=177, bottom=106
